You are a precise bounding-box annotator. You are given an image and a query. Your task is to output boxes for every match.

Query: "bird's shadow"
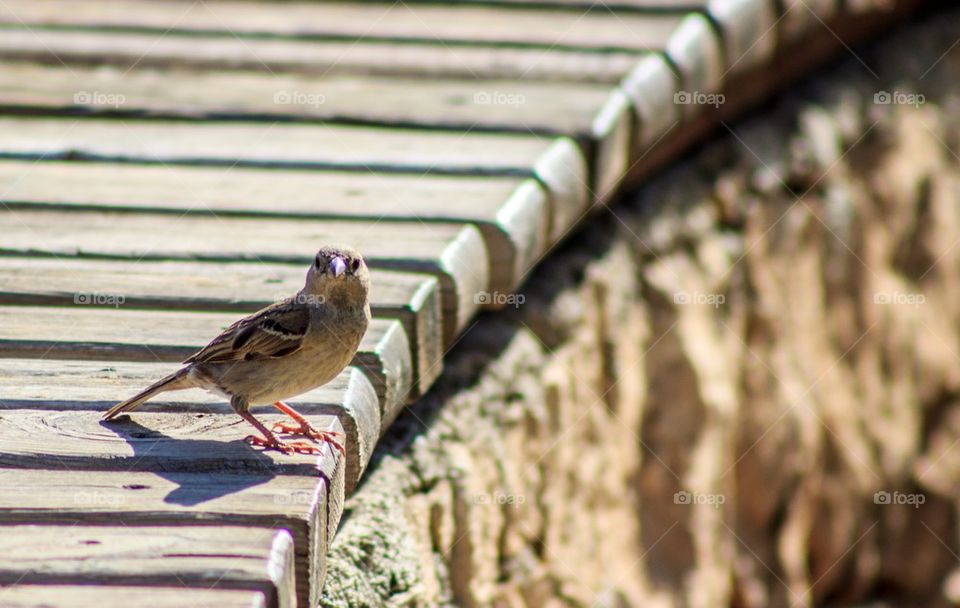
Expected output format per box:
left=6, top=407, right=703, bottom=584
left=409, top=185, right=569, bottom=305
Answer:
left=99, top=417, right=278, bottom=507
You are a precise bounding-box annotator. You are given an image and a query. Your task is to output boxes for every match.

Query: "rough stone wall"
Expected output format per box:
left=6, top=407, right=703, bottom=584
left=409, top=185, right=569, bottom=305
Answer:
left=321, top=9, right=960, bottom=608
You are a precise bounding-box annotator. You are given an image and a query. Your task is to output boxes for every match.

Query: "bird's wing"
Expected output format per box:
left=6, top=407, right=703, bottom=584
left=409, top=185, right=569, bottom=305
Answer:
left=185, top=299, right=310, bottom=363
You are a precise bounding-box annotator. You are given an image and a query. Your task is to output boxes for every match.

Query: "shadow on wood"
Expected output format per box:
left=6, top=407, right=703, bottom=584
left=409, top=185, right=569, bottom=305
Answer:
left=99, top=417, right=276, bottom=507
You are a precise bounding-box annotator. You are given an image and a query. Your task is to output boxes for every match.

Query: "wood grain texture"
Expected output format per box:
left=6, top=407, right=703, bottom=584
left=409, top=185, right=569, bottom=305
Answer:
left=0, top=28, right=640, bottom=84
left=0, top=116, right=567, bottom=178
left=0, top=119, right=590, bottom=255
left=0, top=356, right=347, bottom=473
left=0, top=585, right=267, bottom=608
left=0, top=208, right=487, bottom=346
left=0, top=61, right=614, bottom=134
left=0, top=526, right=296, bottom=608
left=0, top=159, right=539, bottom=300
left=0, top=256, right=442, bottom=400
left=0, top=305, right=408, bottom=445
left=0, top=358, right=378, bottom=493
left=0, top=0, right=686, bottom=53
left=0, top=468, right=341, bottom=608
left=0, top=62, right=631, bottom=206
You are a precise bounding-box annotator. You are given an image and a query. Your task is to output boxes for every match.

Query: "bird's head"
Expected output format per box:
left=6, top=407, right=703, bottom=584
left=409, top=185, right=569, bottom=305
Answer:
left=304, top=245, right=370, bottom=307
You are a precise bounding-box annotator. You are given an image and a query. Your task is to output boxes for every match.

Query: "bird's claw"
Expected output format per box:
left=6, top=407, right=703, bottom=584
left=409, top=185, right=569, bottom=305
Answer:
left=271, top=421, right=346, bottom=455
left=287, top=440, right=326, bottom=455
left=244, top=434, right=325, bottom=456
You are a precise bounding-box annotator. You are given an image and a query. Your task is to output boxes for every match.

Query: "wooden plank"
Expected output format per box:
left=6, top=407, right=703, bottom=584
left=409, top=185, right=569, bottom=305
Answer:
left=0, top=256, right=442, bottom=402
left=0, top=358, right=351, bottom=606
left=356, top=320, right=412, bottom=433
left=0, top=585, right=266, bottom=608
left=356, top=321, right=414, bottom=433
left=0, top=208, right=486, bottom=346
left=0, top=1, right=687, bottom=53
left=590, top=88, right=634, bottom=204
left=620, top=53, right=682, bottom=149
left=665, top=12, right=725, bottom=108
left=706, top=0, right=779, bottom=73
left=0, top=358, right=378, bottom=494
left=0, top=470, right=338, bottom=608
left=0, top=28, right=640, bottom=84
left=0, top=305, right=409, bottom=445
left=0, top=61, right=613, bottom=137
left=530, top=137, right=591, bottom=241
left=0, top=62, right=628, bottom=206
left=0, top=354, right=350, bottom=475
left=329, top=0, right=825, bottom=59
left=619, top=0, right=924, bottom=188
left=0, top=526, right=296, bottom=608
left=0, top=159, right=546, bottom=299
left=0, top=118, right=590, bottom=245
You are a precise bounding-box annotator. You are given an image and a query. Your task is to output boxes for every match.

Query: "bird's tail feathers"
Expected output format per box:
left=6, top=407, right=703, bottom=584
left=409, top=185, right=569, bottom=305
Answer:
left=103, top=368, right=192, bottom=420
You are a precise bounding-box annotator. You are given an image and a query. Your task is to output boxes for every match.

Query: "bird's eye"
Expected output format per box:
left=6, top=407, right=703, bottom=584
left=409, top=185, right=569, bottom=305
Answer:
left=314, top=257, right=322, bottom=269
left=351, top=258, right=361, bottom=272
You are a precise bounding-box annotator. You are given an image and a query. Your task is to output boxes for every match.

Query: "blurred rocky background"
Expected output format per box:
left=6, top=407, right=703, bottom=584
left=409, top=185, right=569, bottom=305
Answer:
left=321, top=7, right=960, bottom=607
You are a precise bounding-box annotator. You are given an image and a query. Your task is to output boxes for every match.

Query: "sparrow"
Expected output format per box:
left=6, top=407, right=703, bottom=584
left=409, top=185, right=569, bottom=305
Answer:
left=103, top=246, right=371, bottom=456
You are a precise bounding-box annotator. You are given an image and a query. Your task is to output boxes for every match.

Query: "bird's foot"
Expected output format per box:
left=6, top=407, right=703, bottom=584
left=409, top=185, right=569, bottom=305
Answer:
left=271, top=421, right=346, bottom=455
left=244, top=434, right=325, bottom=455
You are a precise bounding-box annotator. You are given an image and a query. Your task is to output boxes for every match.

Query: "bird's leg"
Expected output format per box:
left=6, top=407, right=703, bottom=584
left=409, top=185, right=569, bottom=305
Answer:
left=237, top=410, right=324, bottom=456
left=271, top=401, right=345, bottom=455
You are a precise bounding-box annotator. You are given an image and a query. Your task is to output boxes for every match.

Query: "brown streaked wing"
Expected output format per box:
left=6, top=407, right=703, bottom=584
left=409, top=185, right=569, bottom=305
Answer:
left=184, top=299, right=309, bottom=363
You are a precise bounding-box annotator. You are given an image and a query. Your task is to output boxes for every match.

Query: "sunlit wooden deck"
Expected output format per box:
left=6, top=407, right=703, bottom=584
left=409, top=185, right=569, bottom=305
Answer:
left=0, top=0, right=920, bottom=605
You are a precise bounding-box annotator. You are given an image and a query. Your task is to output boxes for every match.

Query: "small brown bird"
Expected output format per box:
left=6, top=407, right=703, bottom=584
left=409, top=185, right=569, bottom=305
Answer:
left=104, top=246, right=371, bottom=456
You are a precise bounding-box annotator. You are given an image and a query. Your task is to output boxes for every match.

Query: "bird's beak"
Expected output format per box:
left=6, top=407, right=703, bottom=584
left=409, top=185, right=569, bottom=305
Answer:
left=328, top=256, right=347, bottom=278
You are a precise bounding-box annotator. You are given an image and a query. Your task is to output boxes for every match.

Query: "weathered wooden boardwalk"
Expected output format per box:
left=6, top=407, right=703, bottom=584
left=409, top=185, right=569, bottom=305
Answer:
left=0, top=0, right=919, bottom=606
